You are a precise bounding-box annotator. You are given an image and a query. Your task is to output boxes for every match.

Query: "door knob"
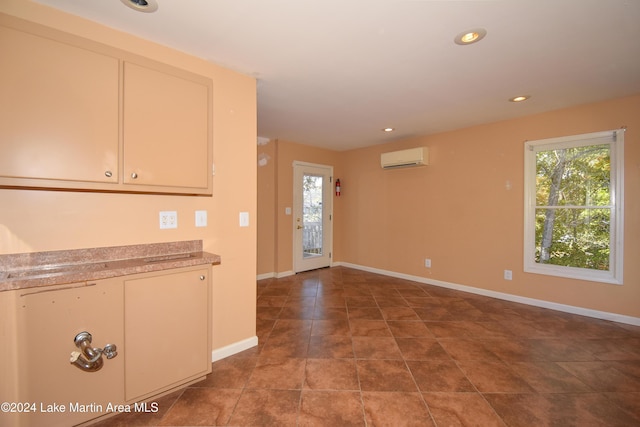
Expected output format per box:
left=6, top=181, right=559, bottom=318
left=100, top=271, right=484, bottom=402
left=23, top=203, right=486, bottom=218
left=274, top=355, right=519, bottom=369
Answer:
left=297, top=225, right=303, bottom=229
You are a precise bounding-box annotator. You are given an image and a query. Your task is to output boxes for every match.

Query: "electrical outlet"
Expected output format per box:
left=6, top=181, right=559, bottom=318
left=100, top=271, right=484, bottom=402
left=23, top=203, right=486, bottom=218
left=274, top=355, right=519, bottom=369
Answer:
left=424, top=258, right=432, bottom=268
left=504, top=269, right=513, bottom=280
left=159, top=211, right=177, bottom=229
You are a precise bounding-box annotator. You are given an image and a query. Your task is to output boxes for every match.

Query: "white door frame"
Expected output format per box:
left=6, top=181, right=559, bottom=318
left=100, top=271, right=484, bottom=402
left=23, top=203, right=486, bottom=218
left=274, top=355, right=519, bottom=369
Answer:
left=292, top=161, right=333, bottom=273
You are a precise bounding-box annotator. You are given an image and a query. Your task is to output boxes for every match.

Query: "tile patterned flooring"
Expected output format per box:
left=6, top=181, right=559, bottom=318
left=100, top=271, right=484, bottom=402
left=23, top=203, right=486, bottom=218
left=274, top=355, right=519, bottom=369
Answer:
left=95, top=266, right=640, bottom=426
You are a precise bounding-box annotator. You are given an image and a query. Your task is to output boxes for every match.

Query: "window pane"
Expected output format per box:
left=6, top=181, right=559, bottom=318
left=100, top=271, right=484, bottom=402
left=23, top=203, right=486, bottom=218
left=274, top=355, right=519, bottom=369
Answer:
left=535, top=208, right=610, bottom=270
left=535, top=144, right=610, bottom=207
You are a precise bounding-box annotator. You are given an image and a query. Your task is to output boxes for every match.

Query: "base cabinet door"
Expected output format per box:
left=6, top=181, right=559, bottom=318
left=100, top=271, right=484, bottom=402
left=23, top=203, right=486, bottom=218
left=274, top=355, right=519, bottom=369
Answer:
left=14, top=279, right=124, bottom=427
left=124, top=266, right=211, bottom=402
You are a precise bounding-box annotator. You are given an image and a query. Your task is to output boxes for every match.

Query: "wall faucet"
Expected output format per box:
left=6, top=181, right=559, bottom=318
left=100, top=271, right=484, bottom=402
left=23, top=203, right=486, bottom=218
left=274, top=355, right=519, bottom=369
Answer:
left=70, top=331, right=117, bottom=372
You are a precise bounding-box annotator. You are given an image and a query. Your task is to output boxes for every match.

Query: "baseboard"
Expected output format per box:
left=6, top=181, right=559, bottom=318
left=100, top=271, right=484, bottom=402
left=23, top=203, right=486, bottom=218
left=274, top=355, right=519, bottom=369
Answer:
left=256, top=270, right=296, bottom=280
left=276, top=270, right=295, bottom=278
left=339, top=262, right=640, bottom=327
left=211, top=336, right=258, bottom=362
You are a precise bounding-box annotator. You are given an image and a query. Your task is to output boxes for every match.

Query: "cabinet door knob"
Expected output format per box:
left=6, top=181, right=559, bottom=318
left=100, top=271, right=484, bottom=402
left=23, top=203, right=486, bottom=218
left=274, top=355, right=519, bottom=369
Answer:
left=104, top=170, right=113, bottom=178
left=131, top=172, right=138, bottom=179
left=199, top=275, right=206, bottom=281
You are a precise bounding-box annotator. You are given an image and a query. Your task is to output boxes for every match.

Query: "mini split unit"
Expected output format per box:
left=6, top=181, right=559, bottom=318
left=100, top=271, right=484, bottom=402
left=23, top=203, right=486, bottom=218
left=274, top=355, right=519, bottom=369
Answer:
left=381, top=147, right=429, bottom=169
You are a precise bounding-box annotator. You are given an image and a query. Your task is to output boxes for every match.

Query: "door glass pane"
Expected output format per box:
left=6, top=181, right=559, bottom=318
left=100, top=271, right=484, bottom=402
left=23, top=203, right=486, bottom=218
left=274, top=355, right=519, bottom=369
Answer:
left=303, top=174, right=323, bottom=258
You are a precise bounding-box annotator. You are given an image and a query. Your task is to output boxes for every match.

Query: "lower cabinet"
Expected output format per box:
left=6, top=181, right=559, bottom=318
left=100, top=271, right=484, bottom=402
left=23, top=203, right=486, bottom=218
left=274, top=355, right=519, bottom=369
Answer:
left=15, top=278, right=125, bottom=427
left=11, top=265, right=211, bottom=427
left=124, top=267, right=211, bottom=402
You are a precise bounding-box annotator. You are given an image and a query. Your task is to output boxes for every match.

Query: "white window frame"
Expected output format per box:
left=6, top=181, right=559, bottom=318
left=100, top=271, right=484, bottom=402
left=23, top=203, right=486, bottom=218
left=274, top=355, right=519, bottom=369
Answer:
left=523, top=129, right=624, bottom=285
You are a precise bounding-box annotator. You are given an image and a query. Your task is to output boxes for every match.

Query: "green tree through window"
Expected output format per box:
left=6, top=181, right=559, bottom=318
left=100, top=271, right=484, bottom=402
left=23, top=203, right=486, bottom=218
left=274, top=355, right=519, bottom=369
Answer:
left=535, top=144, right=610, bottom=269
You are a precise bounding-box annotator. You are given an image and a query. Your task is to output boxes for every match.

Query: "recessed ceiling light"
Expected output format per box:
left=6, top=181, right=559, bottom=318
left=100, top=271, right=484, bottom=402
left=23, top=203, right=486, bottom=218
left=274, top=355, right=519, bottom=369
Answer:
left=382, top=127, right=395, bottom=132
left=509, top=95, right=531, bottom=102
left=454, top=28, right=487, bottom=45
left=120, top=0, right=158, bottom=13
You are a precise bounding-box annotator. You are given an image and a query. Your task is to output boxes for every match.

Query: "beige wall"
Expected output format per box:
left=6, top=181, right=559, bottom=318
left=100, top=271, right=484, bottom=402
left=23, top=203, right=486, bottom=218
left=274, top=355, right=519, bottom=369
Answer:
left=256, top=139, right=277, bottom=275
left=259, top=94, right=640, bottom=319
left=0, top=1, right=257, bottom=351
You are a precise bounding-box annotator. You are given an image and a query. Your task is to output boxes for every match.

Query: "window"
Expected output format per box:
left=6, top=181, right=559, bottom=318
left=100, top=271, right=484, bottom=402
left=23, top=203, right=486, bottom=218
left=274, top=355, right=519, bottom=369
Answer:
left=524, top=129, right=624, bottom=284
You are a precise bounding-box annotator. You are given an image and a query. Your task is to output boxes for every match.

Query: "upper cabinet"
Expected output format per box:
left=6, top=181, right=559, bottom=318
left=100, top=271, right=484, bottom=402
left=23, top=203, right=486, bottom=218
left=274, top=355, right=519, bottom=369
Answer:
left=123, top=61, right=211, bottom=190
left=0, top=14, right=213, bottom=196
left=0, top=24, right=120, bottom=185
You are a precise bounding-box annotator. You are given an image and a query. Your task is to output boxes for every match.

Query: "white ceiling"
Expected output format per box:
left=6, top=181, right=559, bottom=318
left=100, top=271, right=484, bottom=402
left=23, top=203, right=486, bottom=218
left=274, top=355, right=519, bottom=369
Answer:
left=34, top=0, right=640, bottom=151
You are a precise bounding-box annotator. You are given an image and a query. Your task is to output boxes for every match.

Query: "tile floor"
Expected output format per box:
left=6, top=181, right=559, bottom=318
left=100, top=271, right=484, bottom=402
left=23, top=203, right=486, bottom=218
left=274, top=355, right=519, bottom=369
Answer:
left=94, top=266, right=640, bottom=426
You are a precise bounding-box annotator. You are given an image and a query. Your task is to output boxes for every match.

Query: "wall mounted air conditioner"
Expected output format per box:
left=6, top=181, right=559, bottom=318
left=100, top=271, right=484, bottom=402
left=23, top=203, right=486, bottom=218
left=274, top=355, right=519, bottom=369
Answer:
left=381, top=147, right=429, bottom=169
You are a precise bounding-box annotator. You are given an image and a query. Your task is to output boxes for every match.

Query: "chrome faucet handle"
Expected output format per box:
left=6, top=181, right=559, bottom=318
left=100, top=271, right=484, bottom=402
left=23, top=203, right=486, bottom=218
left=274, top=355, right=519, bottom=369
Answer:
left=103, top=344, right=118, bottom=359
left=74, top=331, right=93, bottom=346
left=70, top=331, right=117, bottom=372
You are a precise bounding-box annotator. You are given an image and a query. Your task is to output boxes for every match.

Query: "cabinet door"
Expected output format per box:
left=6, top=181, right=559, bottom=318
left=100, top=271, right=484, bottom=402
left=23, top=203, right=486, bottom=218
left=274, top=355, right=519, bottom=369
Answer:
left=15, top=279, right=124, bottom=427
left=124, top=267, right=211, bottom=402
left=0, top=23, right=119, bottom=184
left=123, top=61, right=211, bottom=192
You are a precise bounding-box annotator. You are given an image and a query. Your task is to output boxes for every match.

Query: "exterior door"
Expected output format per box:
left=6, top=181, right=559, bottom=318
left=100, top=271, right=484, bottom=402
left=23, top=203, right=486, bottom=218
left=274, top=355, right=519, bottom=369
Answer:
left=293, top=162, right=333, bottom=273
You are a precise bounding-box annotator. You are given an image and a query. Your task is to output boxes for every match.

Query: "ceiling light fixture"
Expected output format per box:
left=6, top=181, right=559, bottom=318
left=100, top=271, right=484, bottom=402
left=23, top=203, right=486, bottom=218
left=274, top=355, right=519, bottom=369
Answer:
left=120, top=0, right=158, bottom=13
left=454, top=28, right=487, bottom=45
left=509, top=95, right=531, bottom=102
left=382, top=127, right=395, bottom=132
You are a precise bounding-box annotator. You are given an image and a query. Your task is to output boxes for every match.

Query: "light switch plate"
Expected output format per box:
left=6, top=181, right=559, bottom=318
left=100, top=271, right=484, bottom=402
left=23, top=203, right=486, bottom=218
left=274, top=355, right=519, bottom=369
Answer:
left=239, top=212, right=249, bottom=227
left=195, top=210, right=207, bottom=227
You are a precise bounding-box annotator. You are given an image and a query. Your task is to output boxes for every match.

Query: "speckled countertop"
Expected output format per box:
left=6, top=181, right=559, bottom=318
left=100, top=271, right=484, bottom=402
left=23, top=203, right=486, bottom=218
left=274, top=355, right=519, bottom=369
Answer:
left=0, top=240, right=221, bottom=292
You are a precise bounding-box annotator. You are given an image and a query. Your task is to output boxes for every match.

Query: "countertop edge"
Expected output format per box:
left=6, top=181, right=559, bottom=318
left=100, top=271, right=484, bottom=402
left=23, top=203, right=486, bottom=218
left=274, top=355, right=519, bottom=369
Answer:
left=2, top=252, right=221, bottom=293
left=0, top=241, right=221, bottom=292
